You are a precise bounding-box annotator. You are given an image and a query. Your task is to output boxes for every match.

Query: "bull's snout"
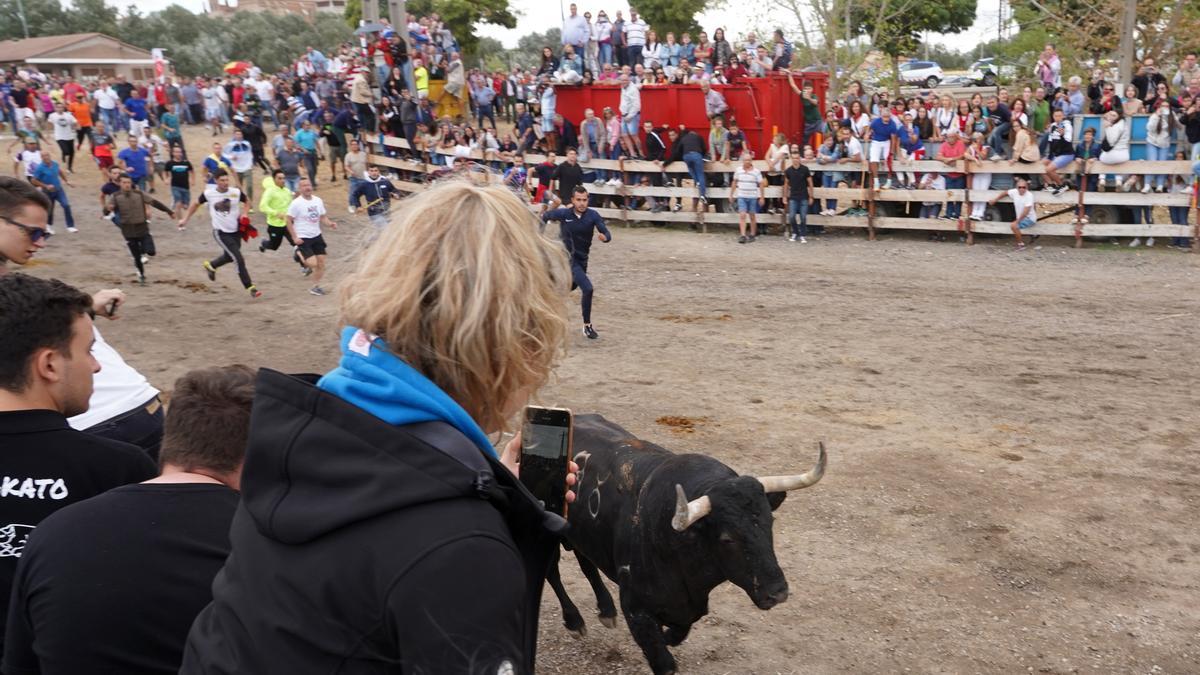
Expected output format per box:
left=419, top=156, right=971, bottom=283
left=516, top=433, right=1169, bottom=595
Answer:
left=753, top=582, right=789, bottom=610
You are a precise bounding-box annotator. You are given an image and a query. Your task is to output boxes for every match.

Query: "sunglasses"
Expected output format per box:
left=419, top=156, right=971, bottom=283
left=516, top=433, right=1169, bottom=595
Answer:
left=1, top=215, right=51, bottom=243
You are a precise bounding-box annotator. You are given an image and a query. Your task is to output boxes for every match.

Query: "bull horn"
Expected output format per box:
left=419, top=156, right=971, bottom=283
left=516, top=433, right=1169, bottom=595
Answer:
left=757, top=442, right=827, bottom=493
left=671, top=484, right=712, bottom=532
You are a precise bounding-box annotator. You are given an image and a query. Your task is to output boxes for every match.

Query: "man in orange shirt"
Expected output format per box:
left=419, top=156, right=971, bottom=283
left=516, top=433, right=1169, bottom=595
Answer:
left=67, top=92, right=93, bottom=153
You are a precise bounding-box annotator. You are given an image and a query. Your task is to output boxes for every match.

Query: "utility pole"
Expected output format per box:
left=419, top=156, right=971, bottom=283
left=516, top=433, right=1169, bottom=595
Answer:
left=388, top=0, right=406, bottom=28
left=1117, top=0, right=1136, bottom=84
left=362, top=0, right=379, bottom=23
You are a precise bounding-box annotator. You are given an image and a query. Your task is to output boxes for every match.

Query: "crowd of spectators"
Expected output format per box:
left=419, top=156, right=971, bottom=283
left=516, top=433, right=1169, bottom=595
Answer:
left=3, top=9, right=1200, bottom=249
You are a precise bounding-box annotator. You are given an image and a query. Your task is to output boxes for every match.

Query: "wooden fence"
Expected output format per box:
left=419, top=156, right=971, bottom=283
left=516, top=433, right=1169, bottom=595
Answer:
left=366, top=136, right=1199, bottom=250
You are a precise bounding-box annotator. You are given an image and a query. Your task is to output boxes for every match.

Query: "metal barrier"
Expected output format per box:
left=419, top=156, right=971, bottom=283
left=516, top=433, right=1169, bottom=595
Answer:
left=366, top=135, right=1199, bottom=250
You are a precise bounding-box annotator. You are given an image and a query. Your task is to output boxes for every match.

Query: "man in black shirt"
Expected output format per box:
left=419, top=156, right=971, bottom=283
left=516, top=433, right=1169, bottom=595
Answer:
left=552, top=147, right=585, bottom=204
left=662, top=126, right=708, bottom=212
left=642, top=121, right=668, bottom=212
left=541, top=185, right=612, bottom=340
left=4, top=365, right=254, bottom=675
left=782, top=152, right=814, bottom=243
left=0, top=274, right=157, bottom=654
left=165, top=145, right=195, bottom=221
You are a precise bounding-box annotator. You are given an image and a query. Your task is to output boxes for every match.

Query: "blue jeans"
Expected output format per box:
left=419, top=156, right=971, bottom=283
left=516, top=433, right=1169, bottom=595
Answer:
left=285, top=176, right=300, bottom=192
left=945, top=175, right=966, bottom=219
left=682, top=151, right=706, bottom=198
left=626, top=45, right=643, bottom=67
left=988, top=121, right=1011, bottom=158
left=736, top=197, right=758, bottom=213
left=1131, top=205, right=1153, bottom=225
left=84, top=394, right=164, bottom=461
left=598, top=43, right=613, bottom=66
left=348, top=176, right=363, bottom=208
left=822, top=173, right=838, bottom=211
left=1170, top=205, right=1191, bottom=246
left=100, top=107, right=119, bottom=131
left=46, top=188, right=75, bottom=229
left=477, top=102, right=495, bottom=129
left=1145, top=144, right=1170, bottom=189
left=787, top=198, right=808, bottom=237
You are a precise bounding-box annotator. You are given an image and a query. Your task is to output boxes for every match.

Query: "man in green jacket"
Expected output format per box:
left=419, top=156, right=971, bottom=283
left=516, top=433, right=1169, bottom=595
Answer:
left=257, top=170, right=306, bottom=272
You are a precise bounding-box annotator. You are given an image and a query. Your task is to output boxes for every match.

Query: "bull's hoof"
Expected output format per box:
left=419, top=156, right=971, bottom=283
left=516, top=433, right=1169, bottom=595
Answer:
left=567, top=625, right=587, bottom=639
left=599, top=615, right=617, bottom=629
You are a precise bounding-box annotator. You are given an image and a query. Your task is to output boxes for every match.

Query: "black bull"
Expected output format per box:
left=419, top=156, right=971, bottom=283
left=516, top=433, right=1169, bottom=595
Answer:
left=546, top=414, right=826, bottom=675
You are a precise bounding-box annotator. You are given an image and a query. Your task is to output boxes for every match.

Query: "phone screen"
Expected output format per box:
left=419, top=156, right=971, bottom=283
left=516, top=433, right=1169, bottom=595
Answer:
left=520, top=407, right=572, bottom=517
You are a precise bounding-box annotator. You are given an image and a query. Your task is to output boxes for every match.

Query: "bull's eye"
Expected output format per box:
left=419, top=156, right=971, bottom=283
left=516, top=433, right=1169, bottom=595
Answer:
left=718, top=532, right=736, bottom=547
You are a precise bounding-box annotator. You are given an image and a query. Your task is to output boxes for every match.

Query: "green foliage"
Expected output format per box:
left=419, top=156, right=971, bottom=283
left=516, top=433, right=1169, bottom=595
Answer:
left=512, top=27, right=561, bottom=70
left=404, top=0, right=516, bottom=56
left=849, top=0, right=976, bottom=58
left=634, top=0, right=720, bottom=35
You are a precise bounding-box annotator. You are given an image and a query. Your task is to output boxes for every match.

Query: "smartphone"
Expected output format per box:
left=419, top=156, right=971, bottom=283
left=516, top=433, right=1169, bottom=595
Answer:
left=519, top=406, right=573, bottom=517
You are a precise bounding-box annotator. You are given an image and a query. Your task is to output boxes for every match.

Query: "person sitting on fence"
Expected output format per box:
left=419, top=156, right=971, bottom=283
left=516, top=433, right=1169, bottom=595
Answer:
left=1097, top=108, right=1132, bottom=190
left=987, top=177, right=1037, bottom=250
left=555, top=45, right=584, bottom=84
left=919, top=172, right=946, bottom=236
left=1042, top=107, right=1076, bottom=195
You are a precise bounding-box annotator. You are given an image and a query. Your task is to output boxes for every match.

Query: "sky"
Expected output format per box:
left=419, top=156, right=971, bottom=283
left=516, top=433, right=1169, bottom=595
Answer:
left=129, top=0, right=1005, bottom=53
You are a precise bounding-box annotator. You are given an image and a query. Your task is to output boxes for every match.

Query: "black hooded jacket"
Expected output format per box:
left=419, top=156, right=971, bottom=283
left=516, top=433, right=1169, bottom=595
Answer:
left=181, top=370, right=560, bottom=674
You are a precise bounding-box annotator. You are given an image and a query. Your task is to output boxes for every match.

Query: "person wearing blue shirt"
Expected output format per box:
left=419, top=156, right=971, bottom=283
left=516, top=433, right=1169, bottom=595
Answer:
left=202, top=141, right=234, bottom=186
left=540, top=185, right=612, bottom=340
left=30, top=156, right=76, bottom=233
left=515, top=103, right=536, bottom=152
left=349, top=165, right=400, bottom=229
left=293, top=120, right=320, bottom=187
left=123, top=90, right=150, bottom=138
left=867, top=107, right=901, bottom=190
left=984, top=96, right=1012, bottom=159
left=116, top=136, right=153, bottom=191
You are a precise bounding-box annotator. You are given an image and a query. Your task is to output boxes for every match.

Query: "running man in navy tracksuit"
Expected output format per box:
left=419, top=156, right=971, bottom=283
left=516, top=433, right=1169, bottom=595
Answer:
left=541, top=185, right=612, bottom=340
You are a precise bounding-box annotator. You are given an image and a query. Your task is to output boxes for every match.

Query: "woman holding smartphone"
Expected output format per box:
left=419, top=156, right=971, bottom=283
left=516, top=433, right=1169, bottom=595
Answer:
left=182, top=180, right=577, bottom=674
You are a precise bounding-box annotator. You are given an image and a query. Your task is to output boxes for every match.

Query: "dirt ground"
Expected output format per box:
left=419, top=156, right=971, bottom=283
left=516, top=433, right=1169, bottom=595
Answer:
left=13, top=126, right=1200, bottom=674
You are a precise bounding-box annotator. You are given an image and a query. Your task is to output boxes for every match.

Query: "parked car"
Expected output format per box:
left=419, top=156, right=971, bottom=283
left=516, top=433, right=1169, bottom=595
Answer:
left=968, top=57, right=1017, bottom=87
left=898, top=60, right=943, bottom=88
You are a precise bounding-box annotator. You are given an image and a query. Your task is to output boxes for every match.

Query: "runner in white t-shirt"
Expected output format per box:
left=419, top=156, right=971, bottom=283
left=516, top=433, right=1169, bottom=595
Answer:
left=178, top=169, right=260, bottom=298
left=285, top=178, right=338, bottom=296
left=46, top=102, right=78, bottom=172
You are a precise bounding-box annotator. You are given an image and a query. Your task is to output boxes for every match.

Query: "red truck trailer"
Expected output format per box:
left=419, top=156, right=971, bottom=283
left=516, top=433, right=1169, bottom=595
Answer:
left=551, top=71, right=829, bottom=158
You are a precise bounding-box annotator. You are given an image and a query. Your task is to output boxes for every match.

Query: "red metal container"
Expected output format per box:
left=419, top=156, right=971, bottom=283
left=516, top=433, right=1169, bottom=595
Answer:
left=552, top=72, right=829, bottom=158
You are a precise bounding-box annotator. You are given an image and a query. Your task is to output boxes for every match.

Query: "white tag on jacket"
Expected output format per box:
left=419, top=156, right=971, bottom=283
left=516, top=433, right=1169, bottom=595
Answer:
left=349, top=329, right=376, bottom=357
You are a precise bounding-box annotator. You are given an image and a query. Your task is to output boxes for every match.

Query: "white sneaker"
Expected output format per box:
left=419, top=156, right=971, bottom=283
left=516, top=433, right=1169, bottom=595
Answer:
left=348, top=206, right=356, bottom=214
left=1146, top=237, right=1155, bottom=247
left=787, top=234, right=796, bottom=241
left=141, top=254, right=150, bottom=264
left=1129, top=238, right=1142, bottom=247
left=67, top=227, right=78, bottom=233
left=799, top=237, right=807, bottom=244
left=1141, top=184, right=1152, bottom=194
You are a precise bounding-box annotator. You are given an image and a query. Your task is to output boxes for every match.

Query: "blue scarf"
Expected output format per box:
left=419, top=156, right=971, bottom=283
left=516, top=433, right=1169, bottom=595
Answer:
left=317, top=327, right=496, bottom=457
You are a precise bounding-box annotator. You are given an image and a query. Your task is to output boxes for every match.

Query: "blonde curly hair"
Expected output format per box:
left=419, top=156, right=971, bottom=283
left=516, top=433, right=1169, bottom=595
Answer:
left=339, top=179, right=571, bottom=433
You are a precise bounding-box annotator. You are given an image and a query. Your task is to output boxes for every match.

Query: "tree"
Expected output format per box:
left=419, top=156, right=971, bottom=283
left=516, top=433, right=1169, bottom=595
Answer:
left=634, top=0, right=722, bottom=35
left=0, top=0, right=72, bottom=40
left=848, top=0, right=976, bottom=93
left=1006, top=0, right=1200, bottom=81
left=512, top=28, right=561, bottom=70
left=405, top=0, right=517, bottom=56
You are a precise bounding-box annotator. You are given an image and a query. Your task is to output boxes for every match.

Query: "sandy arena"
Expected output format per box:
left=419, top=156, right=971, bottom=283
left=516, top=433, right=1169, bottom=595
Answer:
left=15, top=127, right=1200, bottom=674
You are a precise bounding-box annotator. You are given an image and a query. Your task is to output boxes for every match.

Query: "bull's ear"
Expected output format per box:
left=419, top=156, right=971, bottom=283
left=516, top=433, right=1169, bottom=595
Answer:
left=766, top=491, right=787, bottom=511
